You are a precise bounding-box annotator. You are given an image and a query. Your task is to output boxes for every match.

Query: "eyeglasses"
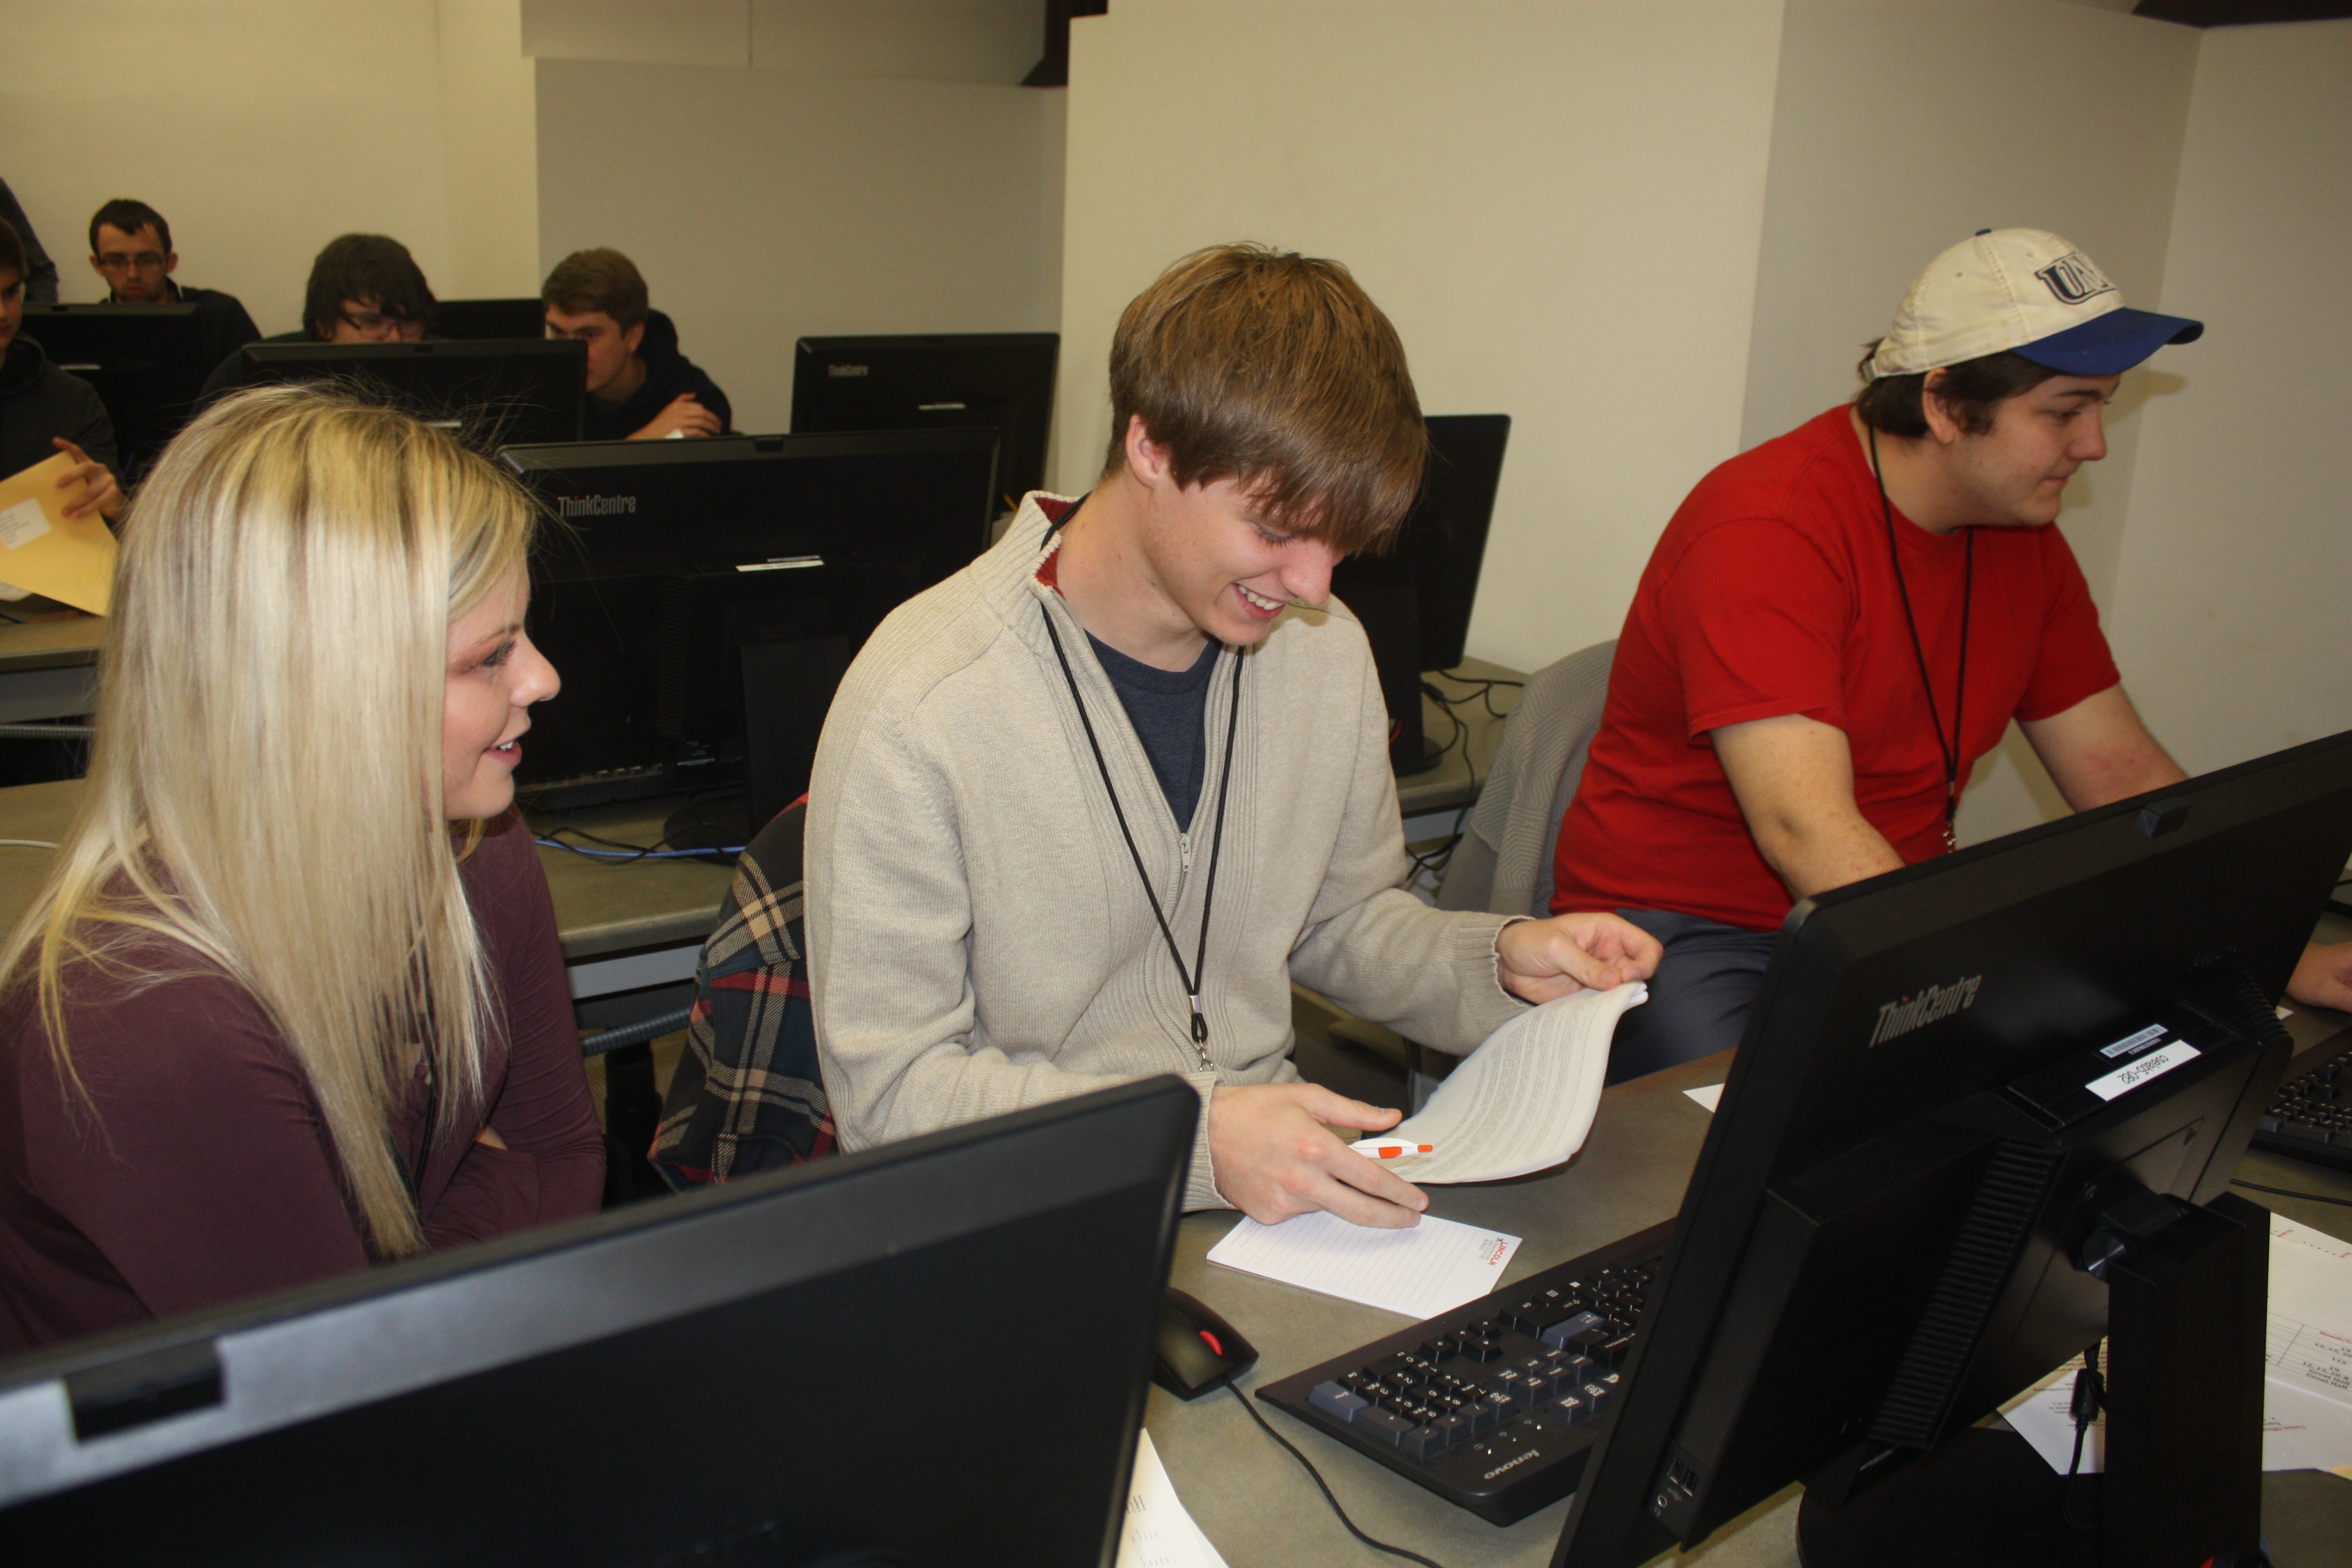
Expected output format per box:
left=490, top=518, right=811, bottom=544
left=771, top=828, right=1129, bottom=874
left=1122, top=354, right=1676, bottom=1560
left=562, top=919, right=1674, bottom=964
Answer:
left=339, top=311, right=426, bottom=340
left=96, top=252, right=167, bottom=273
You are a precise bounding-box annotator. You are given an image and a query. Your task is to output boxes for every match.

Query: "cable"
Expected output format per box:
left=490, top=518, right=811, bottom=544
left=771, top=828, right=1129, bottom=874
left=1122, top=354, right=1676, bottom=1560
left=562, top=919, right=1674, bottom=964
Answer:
left=535, top=837, right=744, bottom=862
left=1227, top=1384, right=1450, bottom=1568
left=580, top=1005, right=696, bottom=1057
left=2231, top=1178, right=2352, bottom=1208
left=0, top=839, right=59, bottom=850
left=2061, top=1340, right=2103, bottom=1533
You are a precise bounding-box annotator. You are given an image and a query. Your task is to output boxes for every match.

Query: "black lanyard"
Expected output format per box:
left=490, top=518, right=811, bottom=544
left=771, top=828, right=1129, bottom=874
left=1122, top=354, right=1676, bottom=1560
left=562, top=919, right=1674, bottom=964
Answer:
left=1039, top=600, right=1243, bottom=1071
left=1869, top=425, right=1972, bottom=853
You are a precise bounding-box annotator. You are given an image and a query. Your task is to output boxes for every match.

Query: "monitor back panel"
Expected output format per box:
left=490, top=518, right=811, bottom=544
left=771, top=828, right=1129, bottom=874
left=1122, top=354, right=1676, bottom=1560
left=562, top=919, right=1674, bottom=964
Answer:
left=0, top=1080, right=1197, bottom=1567
left=239, top=339, right=586, bottom=446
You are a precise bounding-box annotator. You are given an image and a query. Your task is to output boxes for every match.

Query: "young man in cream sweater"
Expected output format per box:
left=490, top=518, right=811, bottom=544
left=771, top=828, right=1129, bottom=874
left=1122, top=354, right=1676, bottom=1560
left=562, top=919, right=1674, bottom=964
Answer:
left=805, top=243, right=1658, bottom=1229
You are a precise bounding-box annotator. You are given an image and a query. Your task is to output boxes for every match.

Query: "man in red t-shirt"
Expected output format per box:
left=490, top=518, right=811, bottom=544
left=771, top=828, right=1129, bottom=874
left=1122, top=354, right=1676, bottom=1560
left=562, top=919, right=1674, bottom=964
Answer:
left=1555, top=228, right=2202, bottom=1078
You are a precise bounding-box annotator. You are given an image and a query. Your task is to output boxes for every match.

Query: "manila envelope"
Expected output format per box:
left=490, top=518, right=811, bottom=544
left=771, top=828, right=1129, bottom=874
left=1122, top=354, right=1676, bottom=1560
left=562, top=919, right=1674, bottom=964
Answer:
left=0, top=450, right=118, bottom=616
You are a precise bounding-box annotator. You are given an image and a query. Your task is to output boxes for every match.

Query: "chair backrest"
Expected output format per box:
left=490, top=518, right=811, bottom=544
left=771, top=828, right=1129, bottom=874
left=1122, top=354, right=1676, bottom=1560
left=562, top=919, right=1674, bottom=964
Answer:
left=1436, top=640, right=1615, bottom=918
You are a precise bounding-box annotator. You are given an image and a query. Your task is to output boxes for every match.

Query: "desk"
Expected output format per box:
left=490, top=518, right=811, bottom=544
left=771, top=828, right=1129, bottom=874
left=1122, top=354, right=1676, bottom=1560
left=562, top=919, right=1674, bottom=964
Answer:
left=0, top=614, right=104, bottom=725
left=1148, top=1046, right=2352, bottom=1567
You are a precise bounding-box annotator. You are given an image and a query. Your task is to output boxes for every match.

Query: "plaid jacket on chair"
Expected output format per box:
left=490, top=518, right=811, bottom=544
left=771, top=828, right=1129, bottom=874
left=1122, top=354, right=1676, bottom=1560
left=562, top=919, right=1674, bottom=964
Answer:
left=652, top=805, right=834, bottom=1186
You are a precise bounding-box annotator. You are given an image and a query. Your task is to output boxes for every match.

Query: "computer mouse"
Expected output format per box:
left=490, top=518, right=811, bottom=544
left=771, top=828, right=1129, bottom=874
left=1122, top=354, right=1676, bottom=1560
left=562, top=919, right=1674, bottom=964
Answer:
left=1152, top=1286, right=1259, bottom=1400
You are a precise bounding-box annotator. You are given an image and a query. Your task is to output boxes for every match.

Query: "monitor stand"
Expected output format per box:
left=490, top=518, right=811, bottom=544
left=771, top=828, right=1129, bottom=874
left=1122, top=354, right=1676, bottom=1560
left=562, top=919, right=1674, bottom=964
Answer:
left=663, top=629, right=854, bottom=858
left=1795, top=1189, right=2268, bottom=1568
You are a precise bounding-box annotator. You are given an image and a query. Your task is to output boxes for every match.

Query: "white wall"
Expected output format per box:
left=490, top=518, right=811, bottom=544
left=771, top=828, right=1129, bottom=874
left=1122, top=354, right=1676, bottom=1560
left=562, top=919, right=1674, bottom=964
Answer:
left=1738, top=0, right=2201, bottom=846
left=1058, top=0, right=1788, bottom=675
left=534, top=58, right=1063, bottom=434
left=0, top=1, right=533, bottom=332
left=2103, top=19, right=2352, bottom=776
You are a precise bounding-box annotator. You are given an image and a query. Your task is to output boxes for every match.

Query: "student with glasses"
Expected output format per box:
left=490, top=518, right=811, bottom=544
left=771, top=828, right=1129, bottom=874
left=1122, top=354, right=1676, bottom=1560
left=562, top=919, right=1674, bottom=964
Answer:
left=196, top=233, right=437, bottom=404
left=85, top=198, right=261, bottom=373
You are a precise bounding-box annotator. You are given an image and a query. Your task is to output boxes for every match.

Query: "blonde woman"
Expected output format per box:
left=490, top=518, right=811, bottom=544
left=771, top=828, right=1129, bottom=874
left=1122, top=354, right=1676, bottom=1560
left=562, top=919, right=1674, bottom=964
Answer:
left=0, top=386, right=603, bottom=1352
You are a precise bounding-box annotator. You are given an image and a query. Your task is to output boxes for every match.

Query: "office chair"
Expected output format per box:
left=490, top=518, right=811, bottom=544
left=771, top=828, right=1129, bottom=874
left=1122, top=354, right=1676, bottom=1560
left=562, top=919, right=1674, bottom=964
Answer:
left=1322, top=641, right=1617, bottom=1107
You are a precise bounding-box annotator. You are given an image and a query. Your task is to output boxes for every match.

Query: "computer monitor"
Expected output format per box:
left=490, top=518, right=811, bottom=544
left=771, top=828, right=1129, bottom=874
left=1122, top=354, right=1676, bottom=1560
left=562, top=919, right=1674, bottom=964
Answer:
left=791, top=333, right=1059, bottom=518
left=433, top=297, right=548, bottom=341
left=1332, top=412, right=1510, bottom=775
left=0, top=1077, right=1196, bottom=1566
left=20, top=303, right=217, bottom=477
left=234, top=339, right=586, bottom=447
left=1553, top=729, right=2352, bottom=1568
left=497, top=428, right=1000, bottom=824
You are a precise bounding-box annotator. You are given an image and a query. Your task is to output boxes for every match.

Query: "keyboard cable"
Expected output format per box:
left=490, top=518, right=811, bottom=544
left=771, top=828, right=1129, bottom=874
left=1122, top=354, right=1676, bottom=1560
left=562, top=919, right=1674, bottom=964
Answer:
left=1226, top=1384, right=1452, bottom=1568
left=2230, top=1178, right=2352, bottom=1208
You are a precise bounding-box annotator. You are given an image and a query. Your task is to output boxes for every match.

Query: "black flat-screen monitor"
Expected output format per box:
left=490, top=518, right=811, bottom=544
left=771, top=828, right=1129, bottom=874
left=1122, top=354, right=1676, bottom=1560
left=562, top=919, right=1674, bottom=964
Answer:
left=0, top=1077, right=1197, bottom=1566
left=433, top=297, right=548, bottom=340
left=498, top=428, right=999, bottom=822
left=1333, top=412, right=1510, bottom=775
left=792, top=333, right=1058, bottom=518
left=1553, top=730, right=2352, bottom=1567
left=235, top=339, right=585, bottom=447
left=20, top=303, right=219, bottom=476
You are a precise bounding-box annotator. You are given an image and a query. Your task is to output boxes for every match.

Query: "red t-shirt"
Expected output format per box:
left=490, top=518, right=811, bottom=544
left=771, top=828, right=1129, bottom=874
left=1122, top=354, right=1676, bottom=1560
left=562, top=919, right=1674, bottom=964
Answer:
left=1551, top=406, right=2121, bottom=933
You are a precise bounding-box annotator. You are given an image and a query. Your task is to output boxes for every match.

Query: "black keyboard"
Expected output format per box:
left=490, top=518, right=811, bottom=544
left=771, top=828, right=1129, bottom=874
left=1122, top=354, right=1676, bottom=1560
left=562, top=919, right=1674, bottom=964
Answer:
left=1257, top=1220, right=1670, bottom=1526
left=2252, top=1026, right=2352, bottom=1172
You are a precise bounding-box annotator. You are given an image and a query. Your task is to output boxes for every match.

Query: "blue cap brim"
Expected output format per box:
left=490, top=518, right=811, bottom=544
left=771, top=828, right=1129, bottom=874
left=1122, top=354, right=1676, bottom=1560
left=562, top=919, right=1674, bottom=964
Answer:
left=2013, top=307, right=2203, bottom=376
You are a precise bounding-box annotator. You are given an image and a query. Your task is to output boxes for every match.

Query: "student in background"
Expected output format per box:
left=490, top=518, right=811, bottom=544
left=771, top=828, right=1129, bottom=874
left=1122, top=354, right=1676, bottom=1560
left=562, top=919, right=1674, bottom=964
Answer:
left=85, top=197, right=261, bottom=369
left=0, top=217, right=120, bottom=519
left=542, top=248, right=730, bottom=441
left=798, top=243, right=1656, bottom=1231
left=1552, top=230, right=2197, bottom=1079
left=0, top=180, right=59, bottom=305
left=196, top=233, right=437, bottom=402
left=0, top=387, right=603, bottom=1352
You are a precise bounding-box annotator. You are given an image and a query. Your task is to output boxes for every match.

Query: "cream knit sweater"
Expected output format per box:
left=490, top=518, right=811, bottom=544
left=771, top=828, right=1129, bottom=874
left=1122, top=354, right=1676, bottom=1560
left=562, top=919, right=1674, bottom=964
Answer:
left=805, top=494, right=1527, bottom=1210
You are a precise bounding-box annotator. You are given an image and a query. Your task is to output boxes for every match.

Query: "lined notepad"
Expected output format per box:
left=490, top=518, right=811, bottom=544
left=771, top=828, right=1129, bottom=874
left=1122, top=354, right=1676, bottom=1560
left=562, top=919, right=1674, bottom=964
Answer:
left=1206, top=1210, right=1522, bottom=1319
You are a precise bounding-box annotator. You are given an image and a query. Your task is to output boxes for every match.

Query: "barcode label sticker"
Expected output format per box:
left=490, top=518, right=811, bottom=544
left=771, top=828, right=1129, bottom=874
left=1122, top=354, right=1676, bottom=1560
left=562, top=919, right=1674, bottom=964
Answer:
left=0, top=498, right=52, bottom=550
left=2086, top=1041, right=2199, bottom=1102
left=2099, top=1023, right=2169, bottom=1059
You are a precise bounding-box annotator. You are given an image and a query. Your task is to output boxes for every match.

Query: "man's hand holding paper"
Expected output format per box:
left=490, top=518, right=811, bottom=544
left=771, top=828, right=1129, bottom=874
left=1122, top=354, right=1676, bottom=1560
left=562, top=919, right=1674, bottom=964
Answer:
left=49, top=437, right=122, bottom=522
left=1495, top=910, right=1662, bottom=1003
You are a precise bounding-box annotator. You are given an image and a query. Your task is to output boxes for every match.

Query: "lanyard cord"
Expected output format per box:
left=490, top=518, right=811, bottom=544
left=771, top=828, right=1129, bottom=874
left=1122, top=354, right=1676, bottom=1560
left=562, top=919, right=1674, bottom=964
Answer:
left=1040, top=601, right=1244, bottom=1069
left=1869, top=424, right=1973, bottom=852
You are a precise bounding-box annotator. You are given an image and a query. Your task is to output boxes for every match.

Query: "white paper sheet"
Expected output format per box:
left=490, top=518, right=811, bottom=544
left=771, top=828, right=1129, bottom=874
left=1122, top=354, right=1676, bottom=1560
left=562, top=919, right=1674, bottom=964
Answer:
left=1370, top=984, right=1646, bottom=1185
left=1684, top=1084, right=1724, bottom=1113
left=1206, top=1210, right=1522, bottom=1319
left=2003, top=1217, right=2352, bottom=1474
left=1117, top=1429, right=1229, bottom=1568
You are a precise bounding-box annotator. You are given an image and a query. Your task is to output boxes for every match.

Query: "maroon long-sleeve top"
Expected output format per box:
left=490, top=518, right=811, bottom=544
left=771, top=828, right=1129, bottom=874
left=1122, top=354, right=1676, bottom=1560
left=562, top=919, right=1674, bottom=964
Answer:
left=0, top=810, right=605, bottom=1353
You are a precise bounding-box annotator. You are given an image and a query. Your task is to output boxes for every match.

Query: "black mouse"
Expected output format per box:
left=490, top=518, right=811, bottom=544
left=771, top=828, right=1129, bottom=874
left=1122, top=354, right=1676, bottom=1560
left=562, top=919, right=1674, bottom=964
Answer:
left=1152, top=1286, right=1258, bottom=1400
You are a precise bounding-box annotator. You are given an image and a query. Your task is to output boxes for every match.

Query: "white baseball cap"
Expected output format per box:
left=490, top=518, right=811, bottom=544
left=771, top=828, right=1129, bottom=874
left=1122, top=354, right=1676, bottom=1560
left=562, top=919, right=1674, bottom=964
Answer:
left=1866, top=228, right=2201, bottom=380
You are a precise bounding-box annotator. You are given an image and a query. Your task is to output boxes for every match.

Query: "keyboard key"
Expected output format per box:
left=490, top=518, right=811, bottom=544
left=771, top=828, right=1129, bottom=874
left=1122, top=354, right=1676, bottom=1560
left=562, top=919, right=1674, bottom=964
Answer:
left=1433, top=1410, right=1478, bottom=1448
left=1357, top=1407, right=1415, bottom=1445
left=1400, top=1424, right=1449, bottom=1460
left=1582, top=1381, right=1613, bottom=1413
left=1489, top=1369, right=1530, bottom=1407
left=1539, top=1311, right=1609, bottom=1351
left=1309, top=1381, right=1369, bottom=1423
left=1555, top=1391, right=1591, bottom=1424
left=1462, top=1338, right=1503, bottom=1364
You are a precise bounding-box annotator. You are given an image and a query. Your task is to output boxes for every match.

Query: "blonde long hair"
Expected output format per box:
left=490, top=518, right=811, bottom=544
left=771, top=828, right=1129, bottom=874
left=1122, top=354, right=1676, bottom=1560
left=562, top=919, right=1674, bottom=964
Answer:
left=0, top=386, right=538, bottom=1257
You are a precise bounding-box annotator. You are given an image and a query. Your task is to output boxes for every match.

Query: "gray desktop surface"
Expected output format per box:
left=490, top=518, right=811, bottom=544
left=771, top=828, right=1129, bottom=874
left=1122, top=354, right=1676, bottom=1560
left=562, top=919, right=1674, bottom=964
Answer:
left=0, top=613, right=103, bottom=725
left=1151, top=1032, right=2352, bottom=1567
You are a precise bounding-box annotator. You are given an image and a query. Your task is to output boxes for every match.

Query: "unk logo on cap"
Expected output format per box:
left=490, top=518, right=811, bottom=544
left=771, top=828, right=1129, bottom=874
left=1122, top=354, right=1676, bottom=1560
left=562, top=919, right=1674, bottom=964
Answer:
left=2034, top=252, right=2115, bottom=307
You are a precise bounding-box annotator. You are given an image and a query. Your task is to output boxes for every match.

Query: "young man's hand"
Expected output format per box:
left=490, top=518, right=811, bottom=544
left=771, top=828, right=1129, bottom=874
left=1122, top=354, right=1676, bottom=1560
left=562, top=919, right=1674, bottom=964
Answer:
left=1208, top=1082, right=1428, bottom=1229
left=1495, top=911, right=1662, bottom=1004
left=2288, top=940, right=2352, bottom=1014
left=630, top=394, right=722, bottom=440
left=51, top=438, right=123, bottom=521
